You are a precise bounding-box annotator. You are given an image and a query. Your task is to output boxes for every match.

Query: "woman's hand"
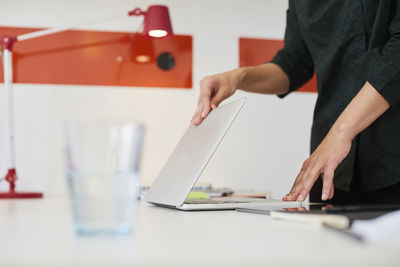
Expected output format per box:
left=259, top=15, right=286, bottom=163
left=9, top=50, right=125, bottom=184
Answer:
left=283, top=126, right=352, bottom=202
left=284, top=81, right=390, bottom=202
left=191, top=69, right=242, bottom=125
left=191, top=64, right=290, bottom=125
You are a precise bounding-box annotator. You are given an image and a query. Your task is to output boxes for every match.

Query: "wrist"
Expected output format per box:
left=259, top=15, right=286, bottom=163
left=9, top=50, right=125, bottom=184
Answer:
left=235, top=67, right=249, bottom=89
left=330, top=122, right=355, bottom=142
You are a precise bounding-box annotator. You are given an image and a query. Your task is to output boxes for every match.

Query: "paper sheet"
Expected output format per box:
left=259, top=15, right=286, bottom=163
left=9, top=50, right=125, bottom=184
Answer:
left=352, top=210, right=400, bottom=246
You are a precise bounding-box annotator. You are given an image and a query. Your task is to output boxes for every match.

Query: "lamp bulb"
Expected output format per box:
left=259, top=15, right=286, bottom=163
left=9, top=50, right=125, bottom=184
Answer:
left=148, top=30, right=167, bottom=38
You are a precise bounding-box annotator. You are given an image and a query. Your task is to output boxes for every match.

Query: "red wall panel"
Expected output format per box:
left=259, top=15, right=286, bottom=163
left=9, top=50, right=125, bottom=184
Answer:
left=0, top=26, right=192, bottom=88
left=239, top=37, right=316, bottom=93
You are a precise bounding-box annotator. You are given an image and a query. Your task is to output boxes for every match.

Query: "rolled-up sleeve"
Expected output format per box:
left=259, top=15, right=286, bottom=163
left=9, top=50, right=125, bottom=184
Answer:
left=271, top=0, right=314, bottom=98
left=355, top=0, right=400, bottom=106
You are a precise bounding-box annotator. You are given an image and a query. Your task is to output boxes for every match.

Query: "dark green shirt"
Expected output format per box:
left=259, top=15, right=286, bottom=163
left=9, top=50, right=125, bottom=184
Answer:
left=272, top=0, right=400, bottom=191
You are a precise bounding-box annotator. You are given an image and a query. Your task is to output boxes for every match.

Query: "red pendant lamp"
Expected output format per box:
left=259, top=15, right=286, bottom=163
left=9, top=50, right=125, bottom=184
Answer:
left=129, top=5, right=173, bottom=38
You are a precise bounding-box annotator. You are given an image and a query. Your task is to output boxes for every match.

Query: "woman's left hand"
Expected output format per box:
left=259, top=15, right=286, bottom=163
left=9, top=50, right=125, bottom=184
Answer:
left=283, top=126, right=352, bottom=202
left=283, top=81, right=391, bottom=202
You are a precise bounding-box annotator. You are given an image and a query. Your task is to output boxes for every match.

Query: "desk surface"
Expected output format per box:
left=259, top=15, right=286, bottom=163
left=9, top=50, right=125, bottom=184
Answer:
left=0, top=198, right=399, bottom=267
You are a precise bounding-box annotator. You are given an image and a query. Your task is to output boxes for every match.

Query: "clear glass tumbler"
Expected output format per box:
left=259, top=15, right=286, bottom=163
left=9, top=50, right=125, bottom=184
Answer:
left=64, top=121, right=144, bottom=236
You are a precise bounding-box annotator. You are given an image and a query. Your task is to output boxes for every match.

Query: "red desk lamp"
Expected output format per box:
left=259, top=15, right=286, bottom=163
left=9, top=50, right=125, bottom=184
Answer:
left=0, top=5, right=173, bottom=199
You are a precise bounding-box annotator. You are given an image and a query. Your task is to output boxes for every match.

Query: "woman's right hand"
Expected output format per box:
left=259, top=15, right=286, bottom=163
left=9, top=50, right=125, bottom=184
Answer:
left=191, top=69, right=242, bottom=125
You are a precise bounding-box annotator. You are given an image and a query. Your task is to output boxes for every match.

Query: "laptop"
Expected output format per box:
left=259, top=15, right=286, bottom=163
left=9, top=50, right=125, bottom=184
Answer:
left=146, top=97, right=302, bottom=210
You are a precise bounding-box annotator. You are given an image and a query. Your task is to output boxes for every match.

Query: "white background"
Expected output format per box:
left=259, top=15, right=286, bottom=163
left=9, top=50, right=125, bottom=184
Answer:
left=0, top=0, right=317, bottom=198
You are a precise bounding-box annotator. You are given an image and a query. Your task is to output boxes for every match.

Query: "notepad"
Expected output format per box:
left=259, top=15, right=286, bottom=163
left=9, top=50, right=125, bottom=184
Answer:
left=186, top=191, right=209, bottom=200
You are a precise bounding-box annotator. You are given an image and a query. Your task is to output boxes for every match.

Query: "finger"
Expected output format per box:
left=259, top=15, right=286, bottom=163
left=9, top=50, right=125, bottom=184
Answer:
left=296, top=167, right=321, bottom=201
left=329, top=184, right=334, bottom=199
left=192, top=97, right=211, bottom=125
left=191, top=97, right=206, bottom=124
left=194, top=77, right=214, bottom=124
left=210, top=89, right=227, bottom=109
left=199, top=99, right=212, bottom=123
left=283, top=192, right=298, bottom=201
left=191, top=112, right=199, bottom=125
left=191, top=106, right=203, bottom=125
left=283, top=194, right=291, bottom=201
left=194, top=107, right=211, bottom=125
left=200, top=102, right=211, bottom=118
left=283, top=178, right=299, bottom=201
left=321, top=167, right=334, bottom=201
left=284, top=169, right=305, bottom=201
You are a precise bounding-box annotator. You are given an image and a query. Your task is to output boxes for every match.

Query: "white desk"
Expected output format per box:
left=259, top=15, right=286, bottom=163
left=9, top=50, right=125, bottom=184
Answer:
left=0, top=198, right=399, bottom=267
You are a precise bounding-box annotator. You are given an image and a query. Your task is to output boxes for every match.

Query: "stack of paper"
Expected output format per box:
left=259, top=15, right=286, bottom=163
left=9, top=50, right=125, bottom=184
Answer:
left=351, top=210, right=400, bottom=246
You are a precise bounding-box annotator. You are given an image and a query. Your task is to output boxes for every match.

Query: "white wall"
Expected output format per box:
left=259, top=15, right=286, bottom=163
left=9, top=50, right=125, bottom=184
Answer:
left=0, top=0, right=317, bottom=198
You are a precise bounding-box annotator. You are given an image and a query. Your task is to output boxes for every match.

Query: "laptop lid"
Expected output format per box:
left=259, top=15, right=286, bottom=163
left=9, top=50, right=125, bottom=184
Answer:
left=146, top=97, right=246, bottom=207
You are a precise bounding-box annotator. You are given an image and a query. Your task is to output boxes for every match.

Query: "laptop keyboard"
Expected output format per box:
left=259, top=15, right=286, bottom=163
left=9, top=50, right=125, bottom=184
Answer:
left=183, top=198, right=251, bottom=204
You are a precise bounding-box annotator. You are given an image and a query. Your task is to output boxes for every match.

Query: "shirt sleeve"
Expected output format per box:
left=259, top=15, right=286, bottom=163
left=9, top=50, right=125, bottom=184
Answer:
left=271, top=0, right=314, bottom=98
left=355, top=0, right=400, bottom=106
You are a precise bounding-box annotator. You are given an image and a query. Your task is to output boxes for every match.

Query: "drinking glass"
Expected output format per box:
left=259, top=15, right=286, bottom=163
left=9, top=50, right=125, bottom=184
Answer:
left=64, top=121, right=144, bottom=235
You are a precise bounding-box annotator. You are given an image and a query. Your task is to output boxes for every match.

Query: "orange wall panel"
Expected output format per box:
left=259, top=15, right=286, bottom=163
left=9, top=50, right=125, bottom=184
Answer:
left=0, top=26, right=192, bottom=88
left=239, top=37, right=316, bottom=93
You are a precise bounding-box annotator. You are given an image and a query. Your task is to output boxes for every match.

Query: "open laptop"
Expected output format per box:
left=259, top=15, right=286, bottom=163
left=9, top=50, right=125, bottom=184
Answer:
left=146, top=98, right=302, bottom=210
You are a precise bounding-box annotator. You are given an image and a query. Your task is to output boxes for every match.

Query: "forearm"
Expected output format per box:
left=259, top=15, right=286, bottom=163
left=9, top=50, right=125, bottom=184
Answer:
left=236, top=63, right=290, bottom=95
left=330, top=81, right=390, bottom=141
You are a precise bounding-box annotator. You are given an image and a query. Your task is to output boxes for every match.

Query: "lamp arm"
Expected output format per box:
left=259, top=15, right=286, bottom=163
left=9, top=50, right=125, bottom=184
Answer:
left=17, top=25, right=82, bottom=42
left=16, top=13, right=129, bottom=43
left=15, top=7, right=147, bottom=42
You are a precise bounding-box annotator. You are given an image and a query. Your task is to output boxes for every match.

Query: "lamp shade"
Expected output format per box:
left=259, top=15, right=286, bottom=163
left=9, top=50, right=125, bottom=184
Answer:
left=143, top=5, right=173, bottom=38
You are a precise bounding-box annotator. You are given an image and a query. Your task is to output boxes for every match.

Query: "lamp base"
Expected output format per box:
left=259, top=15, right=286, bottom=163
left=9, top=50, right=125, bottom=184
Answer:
left=0, top=168, right=44, bottom=198
left=0, top=192, right=43, bottom=199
